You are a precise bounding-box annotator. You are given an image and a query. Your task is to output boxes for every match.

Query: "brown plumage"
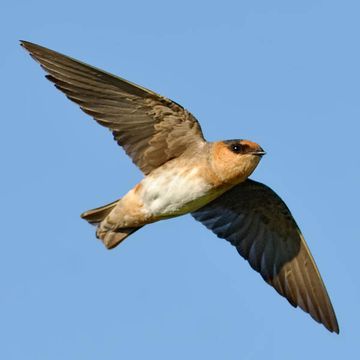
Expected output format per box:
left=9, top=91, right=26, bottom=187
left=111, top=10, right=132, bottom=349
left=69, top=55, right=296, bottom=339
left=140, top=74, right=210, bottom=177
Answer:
left=21, top=40, right=205, bottom=175
left=21, top=40, right=339, bottom=333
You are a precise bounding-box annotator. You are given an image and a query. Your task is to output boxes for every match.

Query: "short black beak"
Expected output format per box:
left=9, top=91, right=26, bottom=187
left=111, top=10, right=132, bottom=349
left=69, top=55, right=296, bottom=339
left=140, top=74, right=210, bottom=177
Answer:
left=252, top=148, right=266, bottom=156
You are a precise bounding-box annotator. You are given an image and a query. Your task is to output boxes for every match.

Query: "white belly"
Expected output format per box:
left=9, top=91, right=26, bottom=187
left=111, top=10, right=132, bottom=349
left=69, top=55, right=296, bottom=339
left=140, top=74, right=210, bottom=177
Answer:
left=138, top=167, right=213, bottom=217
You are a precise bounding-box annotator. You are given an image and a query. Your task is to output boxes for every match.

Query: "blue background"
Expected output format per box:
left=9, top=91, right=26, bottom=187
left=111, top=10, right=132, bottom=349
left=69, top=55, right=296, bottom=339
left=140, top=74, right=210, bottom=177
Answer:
left=2, top=1, right=359, bottom=358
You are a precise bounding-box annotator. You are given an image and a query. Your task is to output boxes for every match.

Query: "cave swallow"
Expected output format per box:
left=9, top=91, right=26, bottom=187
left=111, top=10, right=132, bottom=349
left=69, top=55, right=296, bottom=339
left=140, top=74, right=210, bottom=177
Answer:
left=21, top=41, right=339, bottom=333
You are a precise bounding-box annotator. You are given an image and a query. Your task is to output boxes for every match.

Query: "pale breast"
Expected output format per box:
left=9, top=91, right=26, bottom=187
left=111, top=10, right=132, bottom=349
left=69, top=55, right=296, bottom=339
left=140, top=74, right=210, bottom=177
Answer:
left=138, top=166, right=214, bottom=217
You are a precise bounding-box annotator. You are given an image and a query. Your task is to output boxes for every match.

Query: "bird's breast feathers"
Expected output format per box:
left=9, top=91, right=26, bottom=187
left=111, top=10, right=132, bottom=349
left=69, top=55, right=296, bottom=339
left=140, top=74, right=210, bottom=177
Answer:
left=135, top=166, right=224, bottom=218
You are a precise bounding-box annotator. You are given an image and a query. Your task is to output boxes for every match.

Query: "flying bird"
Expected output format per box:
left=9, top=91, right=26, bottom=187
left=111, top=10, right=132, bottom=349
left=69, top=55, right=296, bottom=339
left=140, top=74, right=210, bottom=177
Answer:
left=21, top=41, right=339, bottom=333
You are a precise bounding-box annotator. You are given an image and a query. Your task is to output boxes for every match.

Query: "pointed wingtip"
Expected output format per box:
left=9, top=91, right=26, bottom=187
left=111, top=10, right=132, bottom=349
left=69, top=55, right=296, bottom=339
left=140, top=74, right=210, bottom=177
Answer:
left=19, top=40, right=28, bottom=47
left=322, top=311, right=340, bottom=334
left=20, top=40, right=43, bottom=53
left=19, top=40, right=32, bottom=52
left=330, top=326, right=340, bottom=335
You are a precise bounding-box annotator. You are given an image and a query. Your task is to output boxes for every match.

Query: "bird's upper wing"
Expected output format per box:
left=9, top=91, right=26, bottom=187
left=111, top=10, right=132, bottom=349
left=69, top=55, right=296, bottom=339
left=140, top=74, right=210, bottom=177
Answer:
left=192, top=179, right=339, bottom=333
left=21, top=41, right=205, bottom=175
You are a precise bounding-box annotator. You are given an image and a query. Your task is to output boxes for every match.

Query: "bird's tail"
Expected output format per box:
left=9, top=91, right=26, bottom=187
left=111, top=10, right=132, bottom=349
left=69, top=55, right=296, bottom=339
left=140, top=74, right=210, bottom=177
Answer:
left=96, top=226, right=142, bottom=249
left=81, top=199, right=142, bottom=249
left=81, top=199, right=120, bottom=225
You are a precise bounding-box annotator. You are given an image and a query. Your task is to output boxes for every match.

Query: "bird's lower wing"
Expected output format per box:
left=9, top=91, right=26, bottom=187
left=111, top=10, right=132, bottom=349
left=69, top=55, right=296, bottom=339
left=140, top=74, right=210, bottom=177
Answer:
left=192, top=179, right=339, bottom=333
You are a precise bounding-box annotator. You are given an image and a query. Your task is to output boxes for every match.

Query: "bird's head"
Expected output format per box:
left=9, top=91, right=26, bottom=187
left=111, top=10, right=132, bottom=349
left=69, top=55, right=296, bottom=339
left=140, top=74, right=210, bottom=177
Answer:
left=210, top=139, right=265, bottom=185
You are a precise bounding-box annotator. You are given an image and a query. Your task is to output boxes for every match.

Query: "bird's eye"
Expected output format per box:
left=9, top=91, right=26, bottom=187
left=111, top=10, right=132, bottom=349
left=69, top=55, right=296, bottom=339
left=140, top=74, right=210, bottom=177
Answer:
left=231, top=144, right=243, bottom=154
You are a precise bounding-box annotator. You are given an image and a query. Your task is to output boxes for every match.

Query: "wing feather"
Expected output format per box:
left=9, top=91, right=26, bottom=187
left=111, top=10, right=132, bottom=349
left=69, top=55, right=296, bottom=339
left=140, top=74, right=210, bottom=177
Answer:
left=21, top=41, right=205, bottom=174
left=192, top=179, right=339, bottom=333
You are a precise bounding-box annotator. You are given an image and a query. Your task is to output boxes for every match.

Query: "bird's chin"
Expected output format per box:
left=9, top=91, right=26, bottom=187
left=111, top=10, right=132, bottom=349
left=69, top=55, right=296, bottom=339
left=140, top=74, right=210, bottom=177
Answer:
left=242, top=154, right=263, bottom=177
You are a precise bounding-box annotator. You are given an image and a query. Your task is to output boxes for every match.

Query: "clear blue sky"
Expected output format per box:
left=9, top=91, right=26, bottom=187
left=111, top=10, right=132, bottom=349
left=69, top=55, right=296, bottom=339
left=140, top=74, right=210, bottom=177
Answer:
left=2, top=0, right=359, bottom=358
